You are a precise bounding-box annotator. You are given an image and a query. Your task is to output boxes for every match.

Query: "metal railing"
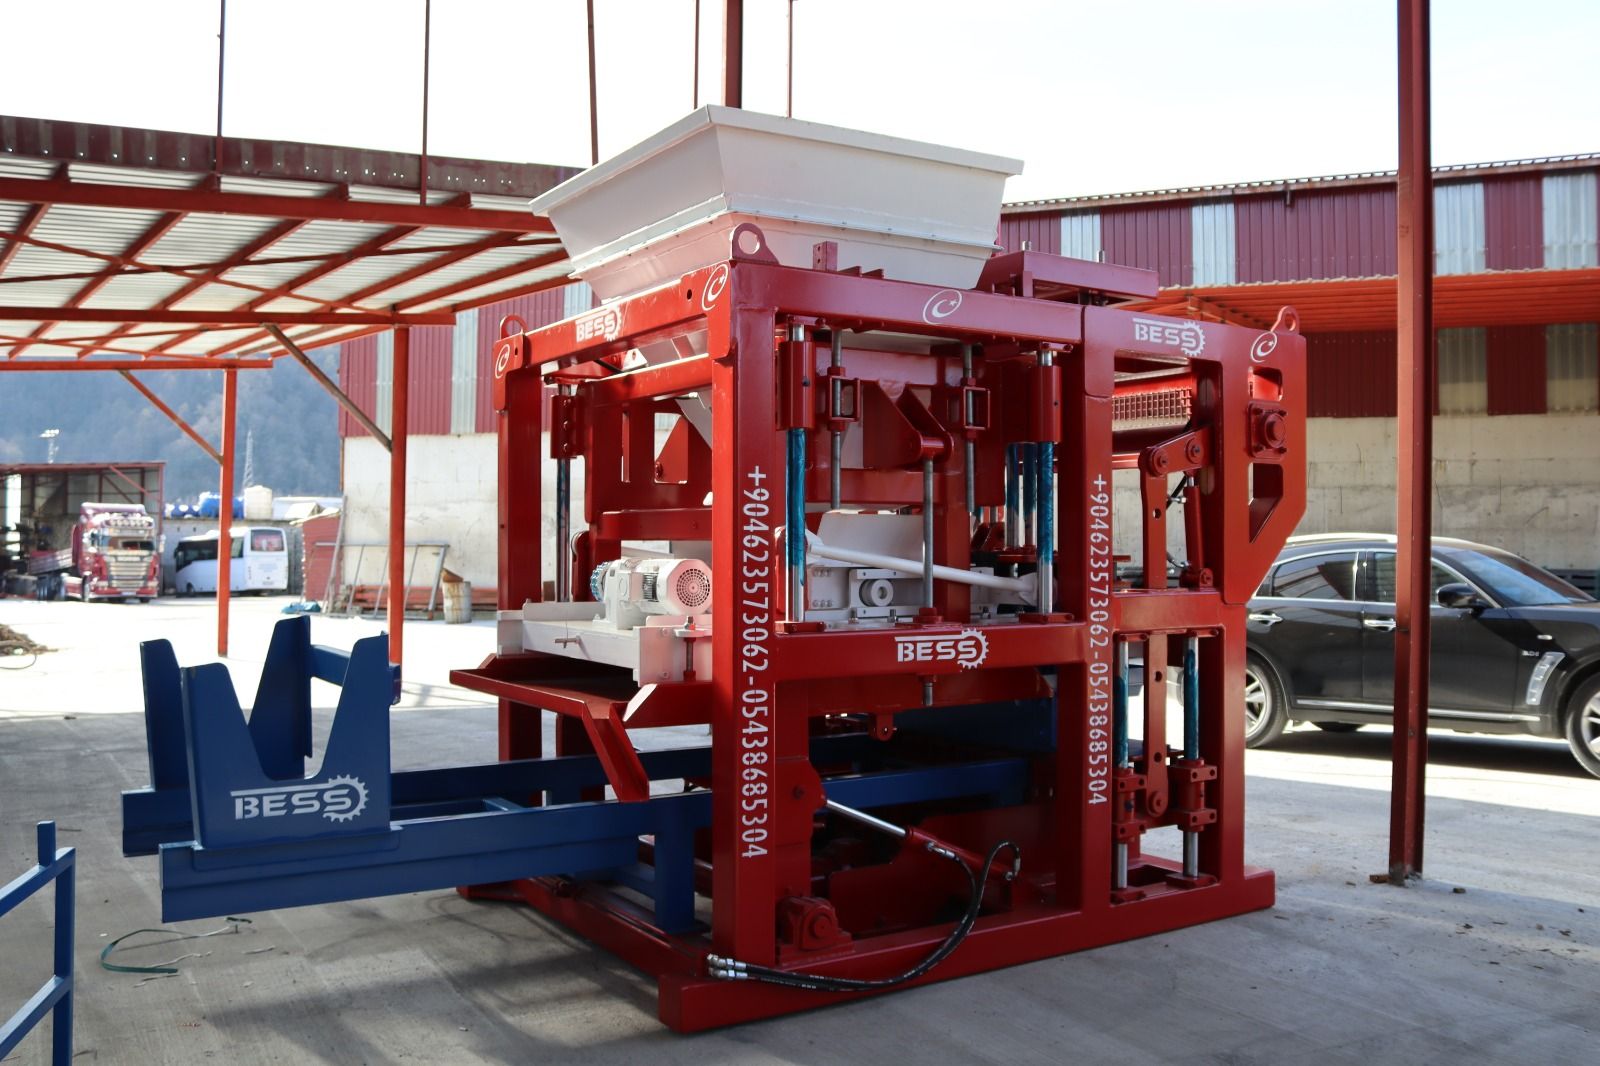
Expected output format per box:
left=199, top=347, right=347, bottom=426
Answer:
left=0, top=821, right=75, bottom=1065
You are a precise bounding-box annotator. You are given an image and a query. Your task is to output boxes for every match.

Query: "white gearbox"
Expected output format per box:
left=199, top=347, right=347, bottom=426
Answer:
left=591, top=556, right=713, bottom=631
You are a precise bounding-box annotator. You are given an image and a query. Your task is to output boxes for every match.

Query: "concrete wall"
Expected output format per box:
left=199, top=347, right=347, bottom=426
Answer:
left=1114, top=414, right=1600, bottom=575
left=342, top=433, right=584, bottom=594
left=352, top=413, right=1600, bottom=598
left=1299, top=414, right=1600, bottom=570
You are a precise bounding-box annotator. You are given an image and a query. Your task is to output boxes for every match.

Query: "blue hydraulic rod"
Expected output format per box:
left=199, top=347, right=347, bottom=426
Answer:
left=1020, top=442, right=1037, bottom=547
left=1036, top=441, right=1054, bottom=613
left=787, top=426, right=806, bottom=621
left=1004, top=444, right=1020, bottom=548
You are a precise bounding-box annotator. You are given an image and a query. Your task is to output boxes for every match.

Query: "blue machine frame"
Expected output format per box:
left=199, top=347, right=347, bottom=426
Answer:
left=122, top=619, right=1035, bottom=929
left=0, top=821, right=75, bottom=1066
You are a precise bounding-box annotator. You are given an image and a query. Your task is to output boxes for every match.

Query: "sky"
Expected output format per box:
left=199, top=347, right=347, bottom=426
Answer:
left=0, top=0, right=1596, bottom=202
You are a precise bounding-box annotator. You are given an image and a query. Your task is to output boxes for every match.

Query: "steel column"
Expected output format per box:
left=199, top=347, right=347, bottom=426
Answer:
left=389, top=328, right=410, bottom=667
left=1390, top=0, right=1432, bottom=884
left=217, top=368, right=236, bottom=656
left=722, top=0, right=743, bottom=107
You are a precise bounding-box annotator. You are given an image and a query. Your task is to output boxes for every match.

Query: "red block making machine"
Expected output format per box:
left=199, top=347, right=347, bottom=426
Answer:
left=122, top=108, right=1305, bottom=1031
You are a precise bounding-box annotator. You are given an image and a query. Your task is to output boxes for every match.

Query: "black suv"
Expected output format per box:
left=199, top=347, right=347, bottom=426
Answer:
left=1245, top=534, right=1600, bottom=779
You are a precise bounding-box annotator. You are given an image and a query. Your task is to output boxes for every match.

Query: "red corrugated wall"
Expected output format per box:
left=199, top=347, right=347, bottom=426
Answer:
left=1486, top=325, right=1546, bottom=414
left=339, top=335, right=379, bottom=437
left=1307, top=331, right=1398, bottom=417
left=1101, top=204, right=1191, bottom=287
left=407, top=325, right=453, bottom=435
left=998, top=212, right=1060, bottom=256
left=1235, top=187, right=1397, bottom=283
left=1483, top=176, right=1543, bottom=271
left=474, top=289, right=569, bottom=432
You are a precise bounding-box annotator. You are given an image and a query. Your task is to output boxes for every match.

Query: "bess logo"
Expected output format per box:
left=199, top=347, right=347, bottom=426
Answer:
left=893, top=628, right=989, bottom=669
left=1131, top=316, right=1206, bottom=359
left=574, top=305, right=623, bottom=344
left=231, top=775, right=369, bottom=823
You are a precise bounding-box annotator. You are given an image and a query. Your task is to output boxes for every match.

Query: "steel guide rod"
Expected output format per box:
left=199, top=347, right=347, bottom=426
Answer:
left=1036, top=350, right=1055, bottom=614
left=1004, top=444, right=1021, bottom=550
left=1112, top=638, right=1131, bottom=891
left=829, top=331, right=843, bottom=512
left=1182, top=633, right=1200, bottom=879
left=787, top=324, right=807, bottom=622
left=962, top=344, right=977, bottom=523
left=555, top=383, right=574, bottom=601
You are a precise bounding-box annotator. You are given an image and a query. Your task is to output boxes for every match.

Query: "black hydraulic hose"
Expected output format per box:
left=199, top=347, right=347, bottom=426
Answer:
left=707, top=839, right=1020, bottom=992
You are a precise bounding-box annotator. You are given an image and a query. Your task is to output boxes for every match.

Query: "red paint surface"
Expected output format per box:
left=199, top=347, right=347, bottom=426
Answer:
left=1101, top=204, right=1191, bottom=287
left=1307, top=331, right=1398, bottom=417
left=1235, top=187, right=1397, bottom=283
left=1483, top=176, right=1544, bottom=271
left=338, top=335, right=379, bottom=438
left=1486, top=324, right=1547, bottom=414
left=999, top=212, right=1061, bottom=256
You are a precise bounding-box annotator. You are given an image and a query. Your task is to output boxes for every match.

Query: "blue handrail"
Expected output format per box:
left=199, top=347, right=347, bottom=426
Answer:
left=0, top=821, right=75, bottom=1065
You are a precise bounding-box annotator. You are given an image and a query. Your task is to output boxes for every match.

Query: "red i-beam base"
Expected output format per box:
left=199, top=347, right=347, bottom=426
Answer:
left=467, top=233, right=1305, bottom=1031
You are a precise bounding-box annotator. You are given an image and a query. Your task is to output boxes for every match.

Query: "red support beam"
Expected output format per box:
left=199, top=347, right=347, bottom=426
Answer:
left=389, top=328, right=410, bottom=667
left=119, top=371, right=224, bottom=463
left=0, top=307, right=452, bottom=326
left=1390, top=0, right=1433, bottom=885
left=0, top=359, right=271, bottom=371
left=217, top=367, right=238, bottom=657
left=8, top=210, right=185, bottom=359
left=0, top=175, right=554, bottom=234
left=0, top=201, right=51, bottom=276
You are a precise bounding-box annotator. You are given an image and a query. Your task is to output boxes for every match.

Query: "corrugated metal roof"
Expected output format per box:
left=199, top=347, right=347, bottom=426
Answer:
left=1003, top=153, right=1600, bottom=212
left=0, top=112, right=577, bottom=364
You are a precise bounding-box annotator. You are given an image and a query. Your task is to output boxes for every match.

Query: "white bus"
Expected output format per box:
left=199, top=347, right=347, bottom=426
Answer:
left=172, top=526, right=289, bottom=596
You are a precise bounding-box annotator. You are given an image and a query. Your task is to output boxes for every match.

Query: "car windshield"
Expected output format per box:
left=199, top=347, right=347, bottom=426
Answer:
left=1450, top=549, right=1594, bottom=606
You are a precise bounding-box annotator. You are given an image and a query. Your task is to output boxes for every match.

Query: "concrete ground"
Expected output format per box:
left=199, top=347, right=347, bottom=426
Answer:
left=1, top=595, right=1596, bottom=1065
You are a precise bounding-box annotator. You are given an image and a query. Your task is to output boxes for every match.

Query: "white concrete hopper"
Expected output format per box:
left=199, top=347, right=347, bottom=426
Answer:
left=529, top=106, right=1022, bottom=301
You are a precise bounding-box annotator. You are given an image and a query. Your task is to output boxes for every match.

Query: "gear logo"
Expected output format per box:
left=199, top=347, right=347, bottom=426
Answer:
left=230, top=774, right=370, bottom=823
left=893, top=628, right=989, bottom=669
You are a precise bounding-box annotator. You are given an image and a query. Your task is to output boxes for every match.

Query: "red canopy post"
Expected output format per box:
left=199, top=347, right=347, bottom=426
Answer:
left=388, top=327, right=410, bottom=667
left=217, top=367, right=237, bottom=656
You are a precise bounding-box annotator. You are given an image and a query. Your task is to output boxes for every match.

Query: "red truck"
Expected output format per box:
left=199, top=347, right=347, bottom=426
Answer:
left=27, top=502, right=161, bottom=602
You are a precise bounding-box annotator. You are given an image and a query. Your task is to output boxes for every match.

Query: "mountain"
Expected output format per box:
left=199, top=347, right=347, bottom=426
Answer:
left=0, top=347, right=343, bottom=501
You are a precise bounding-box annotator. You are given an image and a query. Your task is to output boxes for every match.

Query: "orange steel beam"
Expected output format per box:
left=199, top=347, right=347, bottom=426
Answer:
left=119, top=371, right=224, bottom=464
left=388, top=328, right=410, bottom=667
left=265, top=324, right=392, bottom=450
left=0, top=307, right=453, bottom=326
left=217, top=368, right=238, bottom=657
left=8, top=211, right=185, bottom=360
left=0, top=359, right=272, bottom=371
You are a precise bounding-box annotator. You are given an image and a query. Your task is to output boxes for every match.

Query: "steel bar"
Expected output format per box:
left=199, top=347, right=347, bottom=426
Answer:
left=419, top=0, right=431, bottom=204
left=829, top=331, right=842, bottom=511
left=0, top=307, right=452, bottom=327
left=1183, top=634, right=1200, bottom=879
left=0, top=360, right=272, bottom=372
left=389, top=328, right=410, bottom=666
left=556, top=385, right=574, bottom=600
left=1036, top=351, right=1055, bottom=612
left=1390, top=0, right=1433, bottom=885
left=1004, top=444, right=1020, bottom=549
left=921, top=459, right=935, bottom=609
left=804, top=538, right=1032, bottom=598
left=0, top=176, right=552, bottom=234
left=213, top=0, right=226, bottom=174
left=586, top=0, right=600, bottom=165
left=1113, top=638, right=1130, bottom=890
left=722, top=0, right=743, bottom=107
left=963, top=345, right=977, bottom=523
left=823, top=800, right=907, bottom=839
left=267, top=324, right=391, bottom=449
left=119, top=372, right=223, bottom=464
left=787, top=428, right=806, bottom=621
left=217, top=368, right=237, bottom=656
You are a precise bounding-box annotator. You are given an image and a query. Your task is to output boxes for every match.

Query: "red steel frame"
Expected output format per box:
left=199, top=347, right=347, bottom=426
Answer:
left=465, top=239, right=1306, bottom=1030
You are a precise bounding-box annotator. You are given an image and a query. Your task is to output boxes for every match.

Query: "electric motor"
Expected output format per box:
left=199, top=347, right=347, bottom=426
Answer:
left=591, top=556, right=712, bottom=629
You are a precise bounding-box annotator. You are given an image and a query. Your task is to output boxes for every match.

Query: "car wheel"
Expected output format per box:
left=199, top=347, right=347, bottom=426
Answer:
left=1244, top=654, right=1288, bottom=748
left=1313, top=722, right=1362, bottom=733
left=79, top=577, right=92, bottom=602
left=185, top=583, right=195, bottom=597
left=1563, top=676, right=1600, bottom=780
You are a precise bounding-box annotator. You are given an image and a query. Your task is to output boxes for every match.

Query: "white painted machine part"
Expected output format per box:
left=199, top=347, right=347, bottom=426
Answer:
left=804, top=529, right=1035, bottom=604
left=528, top=106, right=1022, bottom=303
